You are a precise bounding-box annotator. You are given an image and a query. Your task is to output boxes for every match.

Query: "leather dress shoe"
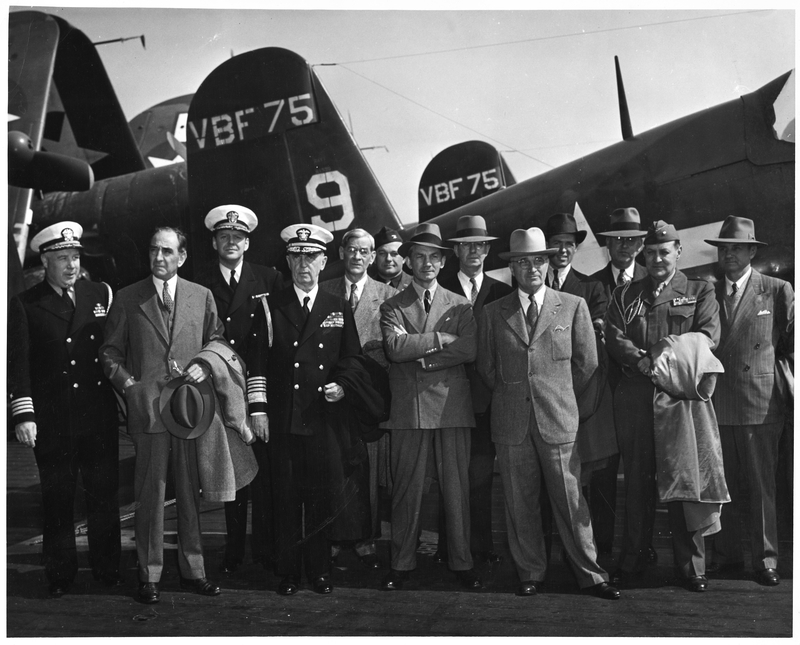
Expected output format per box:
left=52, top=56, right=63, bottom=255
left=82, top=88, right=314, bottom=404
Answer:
left=138, top=582, right=160, bottom=604
left=706, top=561, right=744, bottom=575
left=382, top=569, right=409, bottom=591
left=311, top=575, right=333, bottom=594
left=48, top=581, right=70, bottom=598
left=756, top=568, right=780, bottom=586
left=278, top=575, right=300, bottom=595
left=219, top=559, right=240, bottom=574
left=359, top=553, right=383, bottom=570
left=516, top=580, right=543, bottom=596
left=455, top=569, right=484, bottom=590
left=685, top=575, right=708, bottom=592
left=93, top=570, right=125, bottom=587
left=180, top=576, right=221, bottom=596
left=646, top=546, right=658, bottom=564
left=585, top=582, right=621, bottom=600
left=473, top=550, right=503, bottom=564
left=432, top=550, right=447, bottom=564
left=610, top=569, right=643, bottom=585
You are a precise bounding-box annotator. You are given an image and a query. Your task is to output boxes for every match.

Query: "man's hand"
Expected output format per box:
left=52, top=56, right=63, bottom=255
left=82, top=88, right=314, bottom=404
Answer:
left=250, top=414, right=269, bottom=442
left=185, top=363, right=210, bottom=383
left=637, top=355, right=652, bottom=376
left=241, top=424, right=256, bottom=445
left=15, top=422, right=37, bottom=448
left=324, top=382, right=345, bottom=402
left=440, top=332, right=458, bottom=346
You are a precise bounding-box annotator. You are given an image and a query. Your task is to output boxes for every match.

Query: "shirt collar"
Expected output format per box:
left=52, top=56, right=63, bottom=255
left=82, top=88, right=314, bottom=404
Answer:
left=152, top=275, right=178, bottom=300
left=518, top=286, right=545, bottom=312
left=219, top=259, right=244, bottom=282
left=293, top=283, right=319, bottom=309
left=549, top=264, right=571, bottom=282
left=610, top=263, right=635, bottom=283
left=412, top=280, right=438, bottom=301
left=344, top=273, right=369, bottom=297
left=725, top=267, right=752, bottom=295
left=457, top=271, right=483, bottom=297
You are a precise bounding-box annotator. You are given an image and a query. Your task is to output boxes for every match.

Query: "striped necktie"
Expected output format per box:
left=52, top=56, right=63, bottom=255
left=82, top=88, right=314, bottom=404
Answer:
left=470, top=278, right=478, bottom=305
left=526, top=294, right=538, bottom=337
left=551, top=269, right=560, bottom=291
left=162, top=281, right=173, bottom=314
left=349, top=282, right=359, bottom=311
left=616, top=270, right=628, bottom=287
left=652, top=281, right=666, bottom=299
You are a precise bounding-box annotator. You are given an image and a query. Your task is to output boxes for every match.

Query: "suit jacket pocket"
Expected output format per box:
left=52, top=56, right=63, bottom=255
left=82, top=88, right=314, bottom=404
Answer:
left=551, top=328, right=572, bottom=361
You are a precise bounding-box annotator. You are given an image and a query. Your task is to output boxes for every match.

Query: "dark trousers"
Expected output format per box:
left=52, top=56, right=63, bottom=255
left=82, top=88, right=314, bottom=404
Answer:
left=586, top=452, right=620, bottom=553
left=223, top=439, right=273, bottom=565
left=714, top=421, right=783, bottom=571
left=270, top=433, right=332, bottom=581
left=436, top=411, right=496, bottom=556
left=34, top=425, right=121, bottom=584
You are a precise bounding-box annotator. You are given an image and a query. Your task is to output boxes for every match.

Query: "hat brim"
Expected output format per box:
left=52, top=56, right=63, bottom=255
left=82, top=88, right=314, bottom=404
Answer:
left=398, top=240, right=453, bottom=257
left=546, top=229, right=587, bottom=244
left=448, top=235, right=498, bottom=243
left=705, top=238, right=767, bottom=247
left=597, top=230, right=647, bottom=238
left=159, top=377, right=216, bottom=440
left=498, top=248, right=559, bottom=260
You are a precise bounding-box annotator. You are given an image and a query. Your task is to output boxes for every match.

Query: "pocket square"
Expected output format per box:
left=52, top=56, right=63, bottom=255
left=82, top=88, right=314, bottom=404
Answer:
left=757, top=310, right=771, bottom=316
left=554, top=325, right=570, bottom=332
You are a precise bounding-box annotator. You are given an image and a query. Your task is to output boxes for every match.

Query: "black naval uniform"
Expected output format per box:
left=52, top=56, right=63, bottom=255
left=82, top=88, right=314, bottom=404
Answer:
left=206, top=261, right=283, bottom=568
left=8, top=279, right=121, bottom=586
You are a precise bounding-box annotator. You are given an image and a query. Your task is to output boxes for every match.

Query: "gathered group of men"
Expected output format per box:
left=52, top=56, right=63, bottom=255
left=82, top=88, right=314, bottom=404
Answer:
left=9, top=202, right=792, bottom=605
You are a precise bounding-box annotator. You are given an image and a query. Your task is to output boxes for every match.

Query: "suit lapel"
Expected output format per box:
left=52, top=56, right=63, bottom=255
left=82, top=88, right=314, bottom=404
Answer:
left=298, top=290, right=338, bottom=347
left=424, top=286, right=450, bottom=332
left=275, top=287, right=305, bottom=335
left=652, top=271, right=686, bottom=307
left=210, top=267, right=233, bottom=314
left=501, top=292, right=529, bottom=345
left=34, top=281, right=73, bottom=324
left=139, top=279, right=170, bottom=345
left=228, top=262, right=254, bottom=315
left=171, top=277, right=196, bottom=341
left=399, top=285, right=426, bottom=334
left=722, top=271, right=762, bottom=352
left=67, top=281, right=93, bottom=340
left=531, top=287, right=561, bottom=345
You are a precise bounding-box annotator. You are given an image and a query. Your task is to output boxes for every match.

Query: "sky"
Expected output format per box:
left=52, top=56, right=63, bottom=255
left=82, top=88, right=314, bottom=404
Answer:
left=9, top=5, right=796, bottom=226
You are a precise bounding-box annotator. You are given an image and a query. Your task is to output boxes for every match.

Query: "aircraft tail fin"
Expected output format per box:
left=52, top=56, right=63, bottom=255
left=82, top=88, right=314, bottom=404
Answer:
left=185, top=47, right=402, bottom=278
left=418, top=141, right=516, bottom=223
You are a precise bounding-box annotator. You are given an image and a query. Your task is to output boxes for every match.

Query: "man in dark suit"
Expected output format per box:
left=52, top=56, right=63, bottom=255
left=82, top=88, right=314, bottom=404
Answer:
left=379, top=223, right=482, bottom=592
left=605, top=220, right=720, bottom=592
left=476, top=227, right=619, bottom=600
left=370, top=226, right=413, bottom=290
left=9, top=222, right=122, bottom=597
left=202, top=204, right=283, bottom=574
left=588, top=208, right=649, bottom=557
left=245, top=224, right=361, bottom=596
left=543, top=212, right=615, bottom=557
left=101, top=226, right=227, bottom=604
left=321, top=227, right=396, bottom=569
left=704, top=216, right=794, bottom=587
left=434, top=215, right=512, bottom=566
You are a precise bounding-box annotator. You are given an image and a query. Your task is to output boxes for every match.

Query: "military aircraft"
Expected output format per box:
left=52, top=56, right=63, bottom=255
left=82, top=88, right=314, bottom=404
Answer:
left=417, top=59, right=795, bottom=284
left=9, top=10, right=794, bottom=299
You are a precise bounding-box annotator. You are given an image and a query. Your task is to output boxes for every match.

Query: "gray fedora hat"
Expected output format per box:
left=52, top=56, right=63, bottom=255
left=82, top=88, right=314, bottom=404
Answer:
left=498, top=227, right=558, bottom=260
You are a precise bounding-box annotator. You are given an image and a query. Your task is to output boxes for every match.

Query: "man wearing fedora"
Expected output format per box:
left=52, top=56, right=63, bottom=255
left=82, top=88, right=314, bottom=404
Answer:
left=370, top=226, right=413, bottom=290
left=605, top=220, right=720, bottom=592
left=704, top=216, right=794, bottom=587
left=321, top=227, right=397, bottom=570
left=201, top=204, right=283, bottom=575
left=101, top=226, right=225, bottom=604
left=433, top=215, right=512, bottom=566
left=9, top=222, right=122, bottom=597
left=589, top=207, right=649, bottom=559
left=245, top=223, right=361, bottom=596
left=476, top=227, right=619, bottom=600
left=379, top=223, right=482, bottom=591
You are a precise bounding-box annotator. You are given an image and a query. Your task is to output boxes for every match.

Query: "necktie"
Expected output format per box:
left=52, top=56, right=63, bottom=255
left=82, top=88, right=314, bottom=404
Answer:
left=470, top=277, right=478, bottom=305
left=162, top=281, right=173, bottom=315
left=349, top=282, right=359, bottom=311
left=616, top=271, right=629, bottom=287
left=301, top=295, right=310, bottom=323
left=62, top=287, right=74, bottom=310
left=229, top=268, right=238, bottom=292
left=424, top=289, right=432, bottom=314
left=551, top=269, right=560, bottom=291
left=728, top=282, right=742, bottom=316
left=526, top=294, right=538, bottom=337
left=652, top=281, right=665, bottom=299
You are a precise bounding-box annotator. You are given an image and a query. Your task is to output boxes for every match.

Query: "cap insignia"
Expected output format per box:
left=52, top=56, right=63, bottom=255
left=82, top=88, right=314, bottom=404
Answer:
left=297, top=227, right=311, bottom=242
left=226, top=211, right=239, bottom=224
left=61, top=228, right=74, bottom=242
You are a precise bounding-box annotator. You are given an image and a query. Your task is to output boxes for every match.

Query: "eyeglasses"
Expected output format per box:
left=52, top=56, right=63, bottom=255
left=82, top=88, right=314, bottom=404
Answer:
left=510, top=257, right=547, bottom=269
left=344, top=246, right=373, bottom=257
left=457, top=242, right=488, bottom=250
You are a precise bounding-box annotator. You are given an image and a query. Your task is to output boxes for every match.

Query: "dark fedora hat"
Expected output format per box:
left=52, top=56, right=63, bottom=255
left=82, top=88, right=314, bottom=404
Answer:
left=398, top=223, right=452, bottom=257
left=597, top=207, right=648, bottom=238
left=159, top=377, right=216, bottom=440
left=544, top=212, right=587, bottom=245
left=447, top=215, right=498, bottom=243
left=704, top=216, right=766, bottom=247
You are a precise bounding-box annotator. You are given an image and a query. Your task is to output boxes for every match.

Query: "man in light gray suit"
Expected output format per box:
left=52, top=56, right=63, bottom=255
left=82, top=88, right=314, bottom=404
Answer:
left=477, top=227, right=619, bottom=600
left=101, top=227, right=228, bottom=604
left=379, top=223, right=482, bottom=591
left=321, top=227, right=396, bottom=568
left=705, top=217, right=794, bottom=587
